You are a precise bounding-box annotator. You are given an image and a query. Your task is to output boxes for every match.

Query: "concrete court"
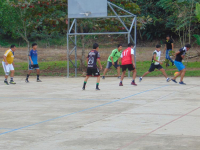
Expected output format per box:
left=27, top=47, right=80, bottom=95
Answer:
left=0, top=76, right=200, bottom=150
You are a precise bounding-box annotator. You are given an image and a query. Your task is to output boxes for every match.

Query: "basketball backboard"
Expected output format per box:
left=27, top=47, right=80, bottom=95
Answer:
left=68, top=0, right=107, bottom=18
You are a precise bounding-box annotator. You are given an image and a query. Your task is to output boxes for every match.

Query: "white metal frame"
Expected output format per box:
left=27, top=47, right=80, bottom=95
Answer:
left=67, top=1, right=137, bottom=77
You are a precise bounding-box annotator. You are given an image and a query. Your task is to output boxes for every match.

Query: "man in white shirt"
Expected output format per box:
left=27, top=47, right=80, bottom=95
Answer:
left=139, top=45, right=171, bottom=82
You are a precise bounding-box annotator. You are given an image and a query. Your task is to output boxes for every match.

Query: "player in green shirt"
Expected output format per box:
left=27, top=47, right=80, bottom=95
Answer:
left=102, top=44, right=122, bottom=79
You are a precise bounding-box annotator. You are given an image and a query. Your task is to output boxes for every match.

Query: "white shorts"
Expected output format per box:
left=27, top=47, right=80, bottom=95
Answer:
left=2, top=61, right=14, bottom=73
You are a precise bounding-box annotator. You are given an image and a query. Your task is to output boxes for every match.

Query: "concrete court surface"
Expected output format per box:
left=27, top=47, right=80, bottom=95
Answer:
left=0, top=76, right=200, bottom=150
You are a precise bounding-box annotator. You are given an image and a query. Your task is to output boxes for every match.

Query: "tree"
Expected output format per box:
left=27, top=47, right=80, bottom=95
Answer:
left=157, top=0, right=199, bottom=46
left=193, top=3, right=200, bottom=46
left=0, top=0, right=68, bottom=63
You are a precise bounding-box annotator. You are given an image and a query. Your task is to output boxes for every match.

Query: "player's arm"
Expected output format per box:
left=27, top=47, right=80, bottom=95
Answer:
left=97, top=58, right=102, bottom=70
left=171, top=43, right=174, bottom=51
left=117, top=58, right=120, bottom=65
left=29, top=56, right=33, bottom=65
left=131, top=54, right=135, bottom=67
left=110, top=50, right=116, bottom=65
left=110, top=56, right=114, bottom=65
left=3, top=55, right=8, bottom=65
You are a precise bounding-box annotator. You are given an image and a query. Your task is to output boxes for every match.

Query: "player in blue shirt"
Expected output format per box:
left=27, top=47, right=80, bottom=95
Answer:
left=25, top=43, right=42, bottom=83
left=171, top=44, right=191, bottom=85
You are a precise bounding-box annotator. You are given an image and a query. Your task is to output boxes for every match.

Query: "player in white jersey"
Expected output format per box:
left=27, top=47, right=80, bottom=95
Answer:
left=139, top=45, right=171, bottom=82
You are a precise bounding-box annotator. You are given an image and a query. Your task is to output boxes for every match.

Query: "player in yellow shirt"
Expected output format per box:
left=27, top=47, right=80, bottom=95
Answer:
left=2, top=45, right=17, bottom=85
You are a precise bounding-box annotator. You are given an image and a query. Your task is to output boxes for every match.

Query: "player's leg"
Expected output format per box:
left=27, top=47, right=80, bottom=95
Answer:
left=165, top=50, right=170, bottom=67
left=26, top=64, right=33, bottom=82
left=159, top=68, right=171, bottom=82
left=119, top=70, right=126, bottom=86
left=9, top=64, right=16, bottom=84
left=36, top=69, right=42, bottom=82
left=119, top=65, right=126, bottom=86
left=172, top=61, right=185, bottom=84
left=82, top=68, right=91, bottom=90
left=83, top=76, right=90, bottom=90
left=2, top=62, right=9, bottom=85
left=179, top=69, right=186, bottom=84
left=117, top=66, right=121, bottom=78
left=114, top=61, right=121, bottom=78
left=102, top=61, right=112, bottom=79
left=35, top=64, right=41, bottom=82
left=96, top=75, right=100, bottom=90
left=168, top=50, right=174, bottom=65
left=131, top=68, right=137, bottom=86
left=139, top=64, right=154, bottom=82
left=94, top=68, right=101, bottom=90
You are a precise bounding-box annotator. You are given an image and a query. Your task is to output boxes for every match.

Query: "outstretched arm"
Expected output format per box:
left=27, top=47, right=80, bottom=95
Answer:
left=97, top=59, right=102, bottom=70
left=132, top=54, right=135, bottom=67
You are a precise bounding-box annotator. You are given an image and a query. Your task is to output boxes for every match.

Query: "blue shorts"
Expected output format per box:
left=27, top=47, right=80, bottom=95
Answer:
left=106, top=61, right=120, bottom=69
left=174, top=61, right=185, bottom=71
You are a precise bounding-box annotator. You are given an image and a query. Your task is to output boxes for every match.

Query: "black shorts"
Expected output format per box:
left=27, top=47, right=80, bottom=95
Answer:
left=121, top=64, right=135, bottom=72
left=149, top=64, right=163, bottom=72
left=29, top=64, right=39, bottom=70
left=86, top=68, right=100, bottom=76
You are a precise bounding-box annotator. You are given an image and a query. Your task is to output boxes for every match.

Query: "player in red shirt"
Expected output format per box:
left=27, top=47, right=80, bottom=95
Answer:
left=119, top=43, right=137, bottom=86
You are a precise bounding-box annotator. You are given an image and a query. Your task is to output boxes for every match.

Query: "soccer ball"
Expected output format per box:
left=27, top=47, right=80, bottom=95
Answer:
left=174, top=72, right=179, bottom=77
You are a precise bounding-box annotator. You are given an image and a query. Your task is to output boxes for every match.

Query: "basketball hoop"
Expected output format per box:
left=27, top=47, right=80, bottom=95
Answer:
left=80, top=12, right=91, bottom=17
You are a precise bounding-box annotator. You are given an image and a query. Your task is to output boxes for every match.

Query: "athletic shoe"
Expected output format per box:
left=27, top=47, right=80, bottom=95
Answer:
left=25, top=78, right=29, bottom=83
left=131, top=81, right=137, bottom=86
left=171, top=79, right=177, bottom=83
left=117, top=76, right=121, bottom=79
left=102, top=76, right=105, bottom=79
left=119, top=82, right=123, bottom=86
left=4, top=81, right=9, bottom=85
left=37, top=79, right=42, bottom=82
left=96, top=88, right=100, bottom=91
left=139, top=77, right=142, bottom=82
left=172, top=62, right=175, bottom=66
left=179, top=81, right=186, bottom=85
left=82, top=87, right=85, bottom=90
left=10, top=80, right=16, bottom=84
left=166, top=78, right=171, bottom=82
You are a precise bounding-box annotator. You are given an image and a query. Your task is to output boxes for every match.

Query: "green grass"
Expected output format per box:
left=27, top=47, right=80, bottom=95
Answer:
left=1, top=61, right=200, bottom=77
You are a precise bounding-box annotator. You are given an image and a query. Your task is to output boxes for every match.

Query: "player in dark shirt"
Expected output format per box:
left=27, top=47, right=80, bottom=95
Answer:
left=171, top=44, right=191, bottom=85
left=82, top=43, right=102, bottom=90
left=164, top=35, right=174, bottom=67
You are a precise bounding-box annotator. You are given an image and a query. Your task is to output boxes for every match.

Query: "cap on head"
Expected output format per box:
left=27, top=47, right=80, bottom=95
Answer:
left=185, top=44, right=191, bottom=48
left=32, top=43, right=37, bottom=48
left=156, top=44, right=161, bottom=48
left=10, top=45, right=16, bottom=49
left=93, top=43, right=99, bottom=49
left=128, top=43, right=134, bottom=47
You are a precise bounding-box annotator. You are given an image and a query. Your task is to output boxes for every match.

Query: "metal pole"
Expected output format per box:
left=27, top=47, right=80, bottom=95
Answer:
left=75, top=19, right=77, bottom=77
left=67, top=19, right=70, bottom=78
left=128, top=33, right=130, bottom=78
left=68, top=32, right=129, bottom=36
left=69, top=15, right=134, bottom=19
left=134, top=17, right=137, bottom=67
left=108, top=2, right=136, bottom=17
left=108, top=3, right=129, bottom=32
